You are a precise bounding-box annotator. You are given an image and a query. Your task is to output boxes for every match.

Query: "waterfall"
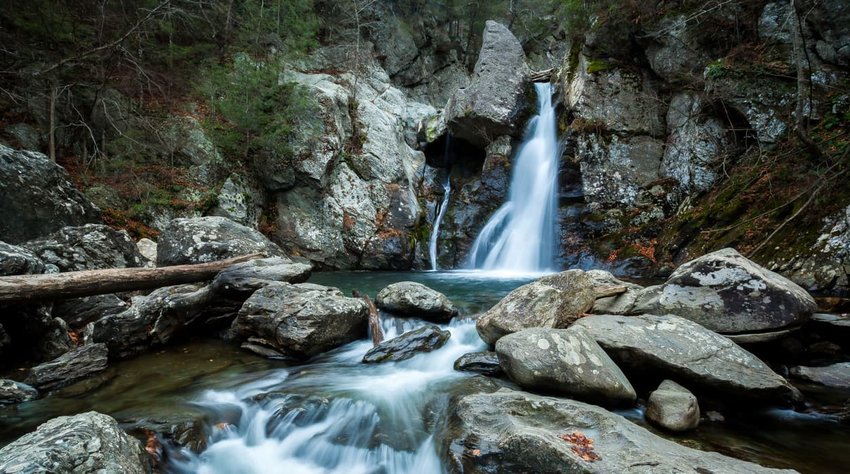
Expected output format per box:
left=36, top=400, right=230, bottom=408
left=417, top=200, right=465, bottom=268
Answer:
left=428, top=171, right=451, bottom=271
left=467, top=82, right=559, bottom=273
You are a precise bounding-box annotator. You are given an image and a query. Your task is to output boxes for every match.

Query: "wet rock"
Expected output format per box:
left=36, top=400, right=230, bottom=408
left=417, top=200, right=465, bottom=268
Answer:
left=230, top=282, right=368, bottom=359
left=210, top=257, right=311, bottom=299
left=440, top=389, right=793, bottom=474
left=0, top=411, right=150, bottom=473
left=87, top=284, right=214, bottom=359
left=495, top=327, right=636, bottom=405
left=476, top=269, right=596, bottom=345
left=376, top=281, right=457, bottom=322
left=53, top=294, right=129, bottom=329
left=0, top=379, right=38, bottom=404
left=790, top=363, right=850, bottom=388
left=23, top=224, right=144, bottom=271
left=156, top=216, right=285, bottom=266
left=0, top=145, right=101, bottom=244
left=363, top=325, right=451, bottom=363
left=454, top=351, right=502, bottom=376
left=646, top=380, right=700, bottom=432
left=632, top=248, right=816, bottom=334
left=573, top=314, right=800, bottom=404
left=445, top=21, right=531, bottom=147
left=25, top=343, right=108, bottom=391
left=0, top=241, right=45, bottom=276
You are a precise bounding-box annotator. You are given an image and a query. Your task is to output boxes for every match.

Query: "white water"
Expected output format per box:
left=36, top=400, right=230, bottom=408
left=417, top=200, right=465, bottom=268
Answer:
left=428, top=172, right=452, bottom=271
left=467, top=83, right=559, bottom=273
left=168, top=317, right=486, bottom=474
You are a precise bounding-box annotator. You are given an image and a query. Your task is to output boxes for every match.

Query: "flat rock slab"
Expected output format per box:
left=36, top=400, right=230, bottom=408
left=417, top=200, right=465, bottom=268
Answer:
left=476, top=269, right=596, bottom=345
left=25, top=343, right=108, bottom=391
left=363, top=325, right=451, bottom=363
left=375, top=281, right=457, bottom=322
left=210, top=257, right=312, bottom=298
left=440, top=389, right=795, bottom=474
left=496, top=327, right=636, bottom=405
left=0, top=411, right=149, bottom=473
left=572, top=314, right=800, bottom=404
left=790, top=363, right=850, bottom=388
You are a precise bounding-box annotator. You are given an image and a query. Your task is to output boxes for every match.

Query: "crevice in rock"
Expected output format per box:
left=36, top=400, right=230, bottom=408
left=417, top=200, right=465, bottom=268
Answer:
left=422, top=133, right=486, bottom=169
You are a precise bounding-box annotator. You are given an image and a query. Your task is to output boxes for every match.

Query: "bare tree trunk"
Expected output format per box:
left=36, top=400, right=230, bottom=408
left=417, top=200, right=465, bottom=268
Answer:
left=790, top=0, right=822, bottom=159
left=352, top=290, right=383, bottom=346
left=0, top=253, right=264, bottom=304
left=48, top=85, right=57, bottom=161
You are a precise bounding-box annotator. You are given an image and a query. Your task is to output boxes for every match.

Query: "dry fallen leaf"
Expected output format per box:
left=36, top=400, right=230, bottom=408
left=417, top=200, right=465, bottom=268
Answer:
left=559, top=431, right=601, bottom=462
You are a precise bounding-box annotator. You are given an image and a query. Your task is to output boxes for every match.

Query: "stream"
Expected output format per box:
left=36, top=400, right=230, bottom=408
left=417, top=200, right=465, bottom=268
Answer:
left=1, top=271, right=849, bottom=473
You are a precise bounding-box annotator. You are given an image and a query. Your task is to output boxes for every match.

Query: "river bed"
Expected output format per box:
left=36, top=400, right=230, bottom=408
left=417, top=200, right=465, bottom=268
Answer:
left=1, top=271, right=849, bottom=473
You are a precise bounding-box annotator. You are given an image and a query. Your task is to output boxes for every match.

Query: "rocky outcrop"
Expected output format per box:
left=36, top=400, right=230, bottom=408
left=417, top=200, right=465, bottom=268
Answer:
left=230, top=282, right=368, bottom=359
left=445, top=21, right=531, bottom=147
left=23, top=224, right=144, bottom=271
left=440, top=389, right=794, bottom=474
left=156, top=216, right=285, bottom=266
left=790, top=363, right=850, bottom=388
left=0, top=145, right=101, bottom=244
left=453, top=351, right=502, bottom=376
left=210, top=257, right=312, bottom=299
left=632, top=248, right=816, bottom=334
left=0, top=241, right=46, bottom=275
left=495, top=327, right=636, bottom=405
left=573, top=314, right=800, bottom=404
left=476, top=270, right=596, bottom=345
left=25, top=343, right=108, bottom=391
left=0, top=411, right=150, bottom=473
left=0, top=379, right=38, bottom=404
left=362, top=325, right=450, bottom=363
left=209, top=173, right=264, bottom=228
left=646, top=379, right=700, bottom=432
left=375, top=281, right=457, bottom=322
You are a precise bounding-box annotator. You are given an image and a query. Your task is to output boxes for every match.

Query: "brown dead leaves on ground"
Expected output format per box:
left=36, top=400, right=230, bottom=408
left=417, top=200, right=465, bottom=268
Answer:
left=560, top=431, right=601, bottom=462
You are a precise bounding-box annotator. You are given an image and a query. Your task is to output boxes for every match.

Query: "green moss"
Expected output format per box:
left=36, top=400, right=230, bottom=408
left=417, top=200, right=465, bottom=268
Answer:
left=705, top=59, right=728, bottom=79
left=586, top=59, right=610, bottom=74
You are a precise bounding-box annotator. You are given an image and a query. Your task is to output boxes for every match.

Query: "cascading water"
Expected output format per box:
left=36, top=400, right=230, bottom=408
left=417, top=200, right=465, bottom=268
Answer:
left=467, top=82, right=559, bottom=273
left=166, top=315, right=487, bottom=474
left=428, top=171, right=451, bottom=271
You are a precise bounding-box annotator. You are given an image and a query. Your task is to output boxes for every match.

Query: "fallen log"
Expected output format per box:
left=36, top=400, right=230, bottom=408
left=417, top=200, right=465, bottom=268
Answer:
left=0, top=253, right=265, bottom=304
left=530, top=68, right=554, bottom=83
left=353, top=290, right=384, bottom=346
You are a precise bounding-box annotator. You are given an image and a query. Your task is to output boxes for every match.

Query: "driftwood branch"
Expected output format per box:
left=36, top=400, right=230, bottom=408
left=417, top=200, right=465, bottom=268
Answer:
left=530, top=68, right=554, bottom=83
left=353, top=290, right=383, bottom=346
left=0, top=253, right=264, bottom=304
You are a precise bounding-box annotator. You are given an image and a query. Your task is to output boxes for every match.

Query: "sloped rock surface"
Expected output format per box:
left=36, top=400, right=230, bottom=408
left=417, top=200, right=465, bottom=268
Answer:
left=23, top=224, right=144, bottom=271
left=376, top=281, right=457, bottom=322
left=157, top=216, right=285, bottom=266
left=25, top=343, right=108, bottom=391
left=210, top=257, right=311, bottom=299
left=363, top=325, right=450, bottom=363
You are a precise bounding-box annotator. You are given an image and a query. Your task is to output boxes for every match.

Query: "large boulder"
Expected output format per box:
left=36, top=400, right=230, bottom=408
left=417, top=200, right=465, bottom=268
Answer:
left=375, top=281, right=457, bottom=322
left=0, top=411, right=150, bottom=473
left=476, top=270, right=596, bottom=345
left=0, top=379, right=38, bottom=404
left=645, top=380, right=700, bottom=432
left=0, top=145, right=100, bottom=244
left=209, top=257, right=312, bottom=299
left=23, top=224, right=144, bottom=271
left=25, top=343, right=108, bottom=391
left=495, top=327, right=636, bottom=405
left=572, top=314, right=800, bottom=404
left=440, top=389, right=794, bottom=474
left=445, top=21, right=531, bottom=147
left=156, top=216, right=286, bottom=266
left=87, top=284, right=215, bottom=359
left=631, top=248, right=817, bottom=334
left=362, top=325, right=451, bottom=363
left=230, top=282, right=369, bottom=359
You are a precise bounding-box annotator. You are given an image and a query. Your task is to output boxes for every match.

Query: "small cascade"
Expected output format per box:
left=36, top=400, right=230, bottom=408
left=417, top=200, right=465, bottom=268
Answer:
left=467, top=82, right=560, bottom=273
left=428, top=170, right=452, bottom=271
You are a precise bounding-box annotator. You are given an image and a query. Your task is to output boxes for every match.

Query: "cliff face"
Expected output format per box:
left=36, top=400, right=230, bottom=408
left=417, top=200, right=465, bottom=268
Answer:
left=0, top=1, right=847, bottom=293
